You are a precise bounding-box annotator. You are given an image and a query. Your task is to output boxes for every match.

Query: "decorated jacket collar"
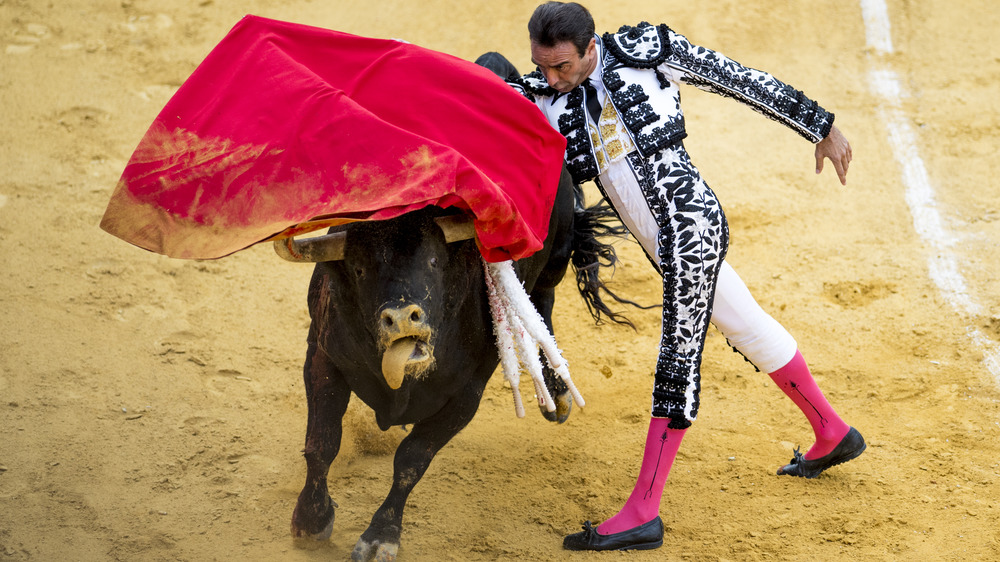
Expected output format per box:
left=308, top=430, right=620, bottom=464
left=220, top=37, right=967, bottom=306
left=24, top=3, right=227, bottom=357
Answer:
left=515, top=72, right=557, bottom=103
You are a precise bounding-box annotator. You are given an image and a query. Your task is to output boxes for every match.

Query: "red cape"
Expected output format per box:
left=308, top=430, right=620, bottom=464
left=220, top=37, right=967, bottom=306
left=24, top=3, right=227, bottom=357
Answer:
left=100, top=15, right=566, bottom=262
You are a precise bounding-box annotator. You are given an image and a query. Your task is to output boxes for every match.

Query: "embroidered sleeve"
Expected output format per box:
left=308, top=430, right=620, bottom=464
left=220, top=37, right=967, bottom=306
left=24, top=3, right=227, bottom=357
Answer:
left=661, top=31, right=834, bottom=143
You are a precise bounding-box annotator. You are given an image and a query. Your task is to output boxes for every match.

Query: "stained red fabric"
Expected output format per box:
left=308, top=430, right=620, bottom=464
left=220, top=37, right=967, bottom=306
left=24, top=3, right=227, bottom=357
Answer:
left=100, top=15, right=566, bottom=262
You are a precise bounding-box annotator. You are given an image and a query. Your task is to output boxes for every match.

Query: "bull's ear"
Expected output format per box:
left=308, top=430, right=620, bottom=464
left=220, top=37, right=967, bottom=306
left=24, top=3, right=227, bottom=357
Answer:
left=273, top=231, right=346, bottom=262
left=435, top=214, right=476, bottom=243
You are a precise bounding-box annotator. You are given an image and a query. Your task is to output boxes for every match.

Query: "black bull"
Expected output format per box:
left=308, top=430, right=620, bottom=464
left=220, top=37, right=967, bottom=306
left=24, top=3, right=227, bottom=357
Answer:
left=284, top=54, right=632, bottom=560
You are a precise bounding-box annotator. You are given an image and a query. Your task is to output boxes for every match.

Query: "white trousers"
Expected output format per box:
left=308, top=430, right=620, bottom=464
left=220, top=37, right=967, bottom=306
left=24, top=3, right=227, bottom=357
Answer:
left=600, top=159, right=797, bottom=375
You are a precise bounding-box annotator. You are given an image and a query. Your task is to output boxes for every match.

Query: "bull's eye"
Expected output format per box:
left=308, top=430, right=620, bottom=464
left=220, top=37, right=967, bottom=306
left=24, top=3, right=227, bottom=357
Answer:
left=354, top=267, right=365, bottom=279
left=429, top=257, right=438, bottom=268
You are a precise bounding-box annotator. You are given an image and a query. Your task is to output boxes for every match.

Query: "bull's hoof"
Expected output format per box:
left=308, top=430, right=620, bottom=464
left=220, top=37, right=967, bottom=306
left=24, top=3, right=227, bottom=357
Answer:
left=352, top=538, right=399, bottom=562
left=539, top=391, right=573, bottom=424
left=290, top=496, right=337, bottom=541
left=292, top=515, right=334, bottom=542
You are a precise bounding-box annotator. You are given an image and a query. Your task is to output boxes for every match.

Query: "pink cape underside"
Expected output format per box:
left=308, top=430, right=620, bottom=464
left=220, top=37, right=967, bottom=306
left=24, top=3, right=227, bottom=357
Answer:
left=100, top=15, right=566, bottom=262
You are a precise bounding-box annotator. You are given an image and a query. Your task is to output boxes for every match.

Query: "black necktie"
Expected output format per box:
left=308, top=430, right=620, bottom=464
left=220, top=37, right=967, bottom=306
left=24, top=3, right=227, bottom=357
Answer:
left=583, top=78, right=602, bottom=124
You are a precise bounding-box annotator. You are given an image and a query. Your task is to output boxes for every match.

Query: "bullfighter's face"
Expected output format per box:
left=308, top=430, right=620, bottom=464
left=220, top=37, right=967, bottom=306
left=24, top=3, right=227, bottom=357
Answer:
left=530, top=37, right=598, bottom=93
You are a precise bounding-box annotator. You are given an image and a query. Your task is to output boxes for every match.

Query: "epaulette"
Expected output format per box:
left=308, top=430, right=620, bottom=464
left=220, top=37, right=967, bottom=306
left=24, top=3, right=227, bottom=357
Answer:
left=602, top=22, right=672, bottom=69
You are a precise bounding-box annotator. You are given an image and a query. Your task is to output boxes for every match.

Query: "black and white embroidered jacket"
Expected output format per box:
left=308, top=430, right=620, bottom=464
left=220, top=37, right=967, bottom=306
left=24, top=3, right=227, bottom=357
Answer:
left=514, top=22, right=836, bottom=184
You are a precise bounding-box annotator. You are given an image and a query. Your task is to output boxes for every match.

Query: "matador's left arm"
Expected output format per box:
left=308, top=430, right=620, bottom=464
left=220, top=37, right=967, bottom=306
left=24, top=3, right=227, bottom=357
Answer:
left=661, top=30, right=835, bottom=144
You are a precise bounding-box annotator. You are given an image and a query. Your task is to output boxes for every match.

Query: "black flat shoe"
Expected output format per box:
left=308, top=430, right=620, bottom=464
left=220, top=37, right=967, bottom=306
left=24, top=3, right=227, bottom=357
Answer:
left=562, top=517, right=663, bottom=551
left=777, top=426, right=866, bottom=479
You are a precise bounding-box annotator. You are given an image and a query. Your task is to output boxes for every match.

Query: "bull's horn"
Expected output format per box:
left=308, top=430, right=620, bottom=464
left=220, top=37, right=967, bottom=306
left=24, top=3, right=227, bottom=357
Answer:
left=436, top=214, right=476, bottom=242
left=273, top=231, right=346, bottom=262
left=273, top=214, right=476, bottom=263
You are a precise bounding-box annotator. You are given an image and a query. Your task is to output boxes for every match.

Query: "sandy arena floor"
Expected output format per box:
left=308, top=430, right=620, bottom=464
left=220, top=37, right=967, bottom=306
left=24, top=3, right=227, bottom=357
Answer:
left=2, top=0, right=999, bottom=560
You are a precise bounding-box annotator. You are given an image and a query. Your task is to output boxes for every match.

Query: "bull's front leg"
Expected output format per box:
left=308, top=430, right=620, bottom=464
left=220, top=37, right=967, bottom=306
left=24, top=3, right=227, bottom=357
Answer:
left=352, top=381, right=487, bottom=562
left=291, top=340, right=351, bottom=540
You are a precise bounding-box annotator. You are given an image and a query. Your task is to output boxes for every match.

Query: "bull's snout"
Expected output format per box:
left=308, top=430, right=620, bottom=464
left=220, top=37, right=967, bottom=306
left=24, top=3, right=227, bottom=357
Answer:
left=380, top=304, right=425, bottom=333
left=379, top=304, right=435, bottom=390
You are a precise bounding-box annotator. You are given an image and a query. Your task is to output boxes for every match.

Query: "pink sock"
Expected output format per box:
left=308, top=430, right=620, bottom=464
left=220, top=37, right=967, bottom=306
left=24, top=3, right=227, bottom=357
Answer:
left=597, top=417, right=685, bottom=535
left=768, top=350, right=850, bottom=459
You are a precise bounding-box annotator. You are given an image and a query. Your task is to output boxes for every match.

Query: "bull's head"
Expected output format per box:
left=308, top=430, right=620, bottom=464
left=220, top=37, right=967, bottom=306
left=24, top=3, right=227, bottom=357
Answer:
left=275, top=211, right=477, bottom=390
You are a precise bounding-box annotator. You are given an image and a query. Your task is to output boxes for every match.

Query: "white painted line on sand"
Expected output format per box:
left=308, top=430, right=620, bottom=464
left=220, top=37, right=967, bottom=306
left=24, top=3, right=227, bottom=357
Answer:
left=861, top=0, right=1000, bottom=382
left=860, top=0, right=894, bottom=55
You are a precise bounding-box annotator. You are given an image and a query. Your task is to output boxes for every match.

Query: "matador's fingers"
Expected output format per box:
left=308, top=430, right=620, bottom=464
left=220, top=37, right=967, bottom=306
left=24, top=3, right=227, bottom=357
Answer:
left=815, top=126, right=852, bottom=186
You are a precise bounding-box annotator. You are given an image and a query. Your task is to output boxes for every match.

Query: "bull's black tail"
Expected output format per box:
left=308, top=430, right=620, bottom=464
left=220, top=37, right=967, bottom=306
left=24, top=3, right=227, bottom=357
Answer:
left=571, top=189, right=658, bottom=329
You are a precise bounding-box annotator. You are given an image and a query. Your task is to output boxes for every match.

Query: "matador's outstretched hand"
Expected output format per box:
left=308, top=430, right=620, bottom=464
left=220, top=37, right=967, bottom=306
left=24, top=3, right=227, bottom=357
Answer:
left=815, top=125, right=852, bottom=185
